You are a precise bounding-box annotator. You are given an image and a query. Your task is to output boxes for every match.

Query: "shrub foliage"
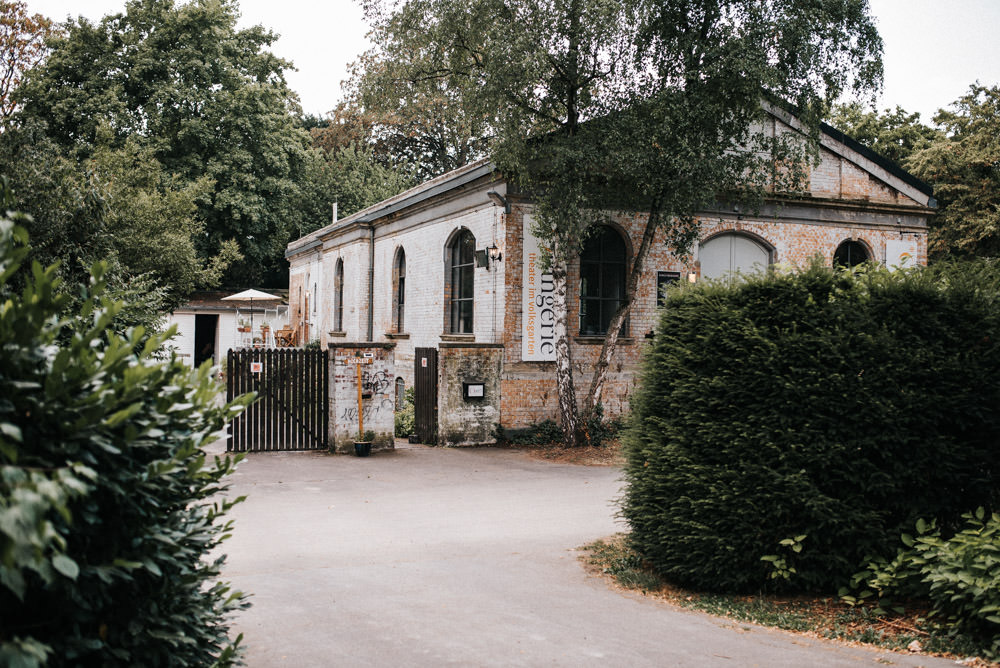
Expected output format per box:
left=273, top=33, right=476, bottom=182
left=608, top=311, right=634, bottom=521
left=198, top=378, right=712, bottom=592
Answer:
left=622, top=261, right=1000, bottom=593
left=845, top=509, right=1000, bottom=657
left=0, top=217, right=252, bottom=666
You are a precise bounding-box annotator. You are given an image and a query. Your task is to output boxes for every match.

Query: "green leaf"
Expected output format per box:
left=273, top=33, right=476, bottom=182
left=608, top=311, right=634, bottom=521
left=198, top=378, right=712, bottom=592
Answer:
left=51, top=555, right=79, bottom=580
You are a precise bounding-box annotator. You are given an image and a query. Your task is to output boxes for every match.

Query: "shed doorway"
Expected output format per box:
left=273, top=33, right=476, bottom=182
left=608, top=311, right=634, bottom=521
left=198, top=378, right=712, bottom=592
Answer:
left=194, top=314, right=218, bottom=366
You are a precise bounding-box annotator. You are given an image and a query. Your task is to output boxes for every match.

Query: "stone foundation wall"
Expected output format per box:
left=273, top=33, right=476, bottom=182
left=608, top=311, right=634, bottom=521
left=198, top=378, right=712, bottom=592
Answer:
left=437, top=343, right=503, bottom=445
left=328, top=342, right=396, bottom=453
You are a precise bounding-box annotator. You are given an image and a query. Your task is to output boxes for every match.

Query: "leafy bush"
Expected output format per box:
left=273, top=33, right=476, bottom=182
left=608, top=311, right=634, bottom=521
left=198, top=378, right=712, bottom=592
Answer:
left=586, top=403, right=625, bottom=448
left=844, top=509, right=1000, bottom=657
left=0, top=218, right=252, bottom=666
left=394, top=387, right=415, bottom=437
left=622, top=260, right=1000, bottom=593
left=499, top=419, right=564, bottom=445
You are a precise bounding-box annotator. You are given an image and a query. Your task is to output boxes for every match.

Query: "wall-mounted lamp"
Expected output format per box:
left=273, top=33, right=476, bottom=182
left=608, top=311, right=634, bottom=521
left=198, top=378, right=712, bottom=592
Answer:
left=487, top=191, right=511, bottom=214
left=487, top=242, right=503, bottom=264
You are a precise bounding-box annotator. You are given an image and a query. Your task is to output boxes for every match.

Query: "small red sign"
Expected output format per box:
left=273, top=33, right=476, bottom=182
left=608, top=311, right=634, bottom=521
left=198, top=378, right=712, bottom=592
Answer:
left=250, top=362, right=263, bottom=374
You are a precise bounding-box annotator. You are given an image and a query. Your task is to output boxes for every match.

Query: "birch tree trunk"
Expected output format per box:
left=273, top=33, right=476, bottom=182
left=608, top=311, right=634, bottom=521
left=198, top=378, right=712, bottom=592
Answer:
left=549, top=236, right=580, bottom=448
left=582, top=206, right=662, bottom=427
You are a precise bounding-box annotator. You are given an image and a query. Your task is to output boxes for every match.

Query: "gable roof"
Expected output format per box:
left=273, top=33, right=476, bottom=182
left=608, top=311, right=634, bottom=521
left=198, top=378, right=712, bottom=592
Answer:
left=287, top=109, right=934, bottom=260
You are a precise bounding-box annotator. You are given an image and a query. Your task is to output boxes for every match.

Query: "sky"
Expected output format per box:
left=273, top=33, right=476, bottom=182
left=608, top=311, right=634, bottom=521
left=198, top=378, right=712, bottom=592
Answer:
left=24, top=0, right=1000, bottom=123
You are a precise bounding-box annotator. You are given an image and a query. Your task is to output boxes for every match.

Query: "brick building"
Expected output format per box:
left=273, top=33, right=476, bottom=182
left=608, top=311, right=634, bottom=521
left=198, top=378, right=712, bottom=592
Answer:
left=286, top=105, right=935, bottom=445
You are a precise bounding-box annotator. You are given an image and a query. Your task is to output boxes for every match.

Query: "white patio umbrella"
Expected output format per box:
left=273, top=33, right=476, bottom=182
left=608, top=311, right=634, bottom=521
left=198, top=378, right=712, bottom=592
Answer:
left=221, top=288, right=283, bottom=334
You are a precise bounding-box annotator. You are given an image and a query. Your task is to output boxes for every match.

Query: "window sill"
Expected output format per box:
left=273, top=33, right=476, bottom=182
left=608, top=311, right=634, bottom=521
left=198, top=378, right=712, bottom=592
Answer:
left=328, top=330, right=347, bottom=338
left=440, top=333, right=476, bottom=342
left=574, top=336, right=635, bottom=345
left=385, top=332, right=410, bottom=340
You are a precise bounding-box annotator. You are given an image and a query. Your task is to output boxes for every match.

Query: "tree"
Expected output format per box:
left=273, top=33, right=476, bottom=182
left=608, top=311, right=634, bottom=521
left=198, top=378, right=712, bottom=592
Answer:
left=0, top=117, right=240, bottom=317
left=91, top=135, right=241, bottom=306
left=369, top=0, right=883, bottom=445
left=0, top=0, right=56, bottom=126
left=292, top=112, right=416, bottom=238
left=829, top=101, right=940, bottom=164
left=905, top=84, right=1000, bottom=259
left=15, top=0, right=311, bottom=286
left=342, top=43, right=489, bottom=180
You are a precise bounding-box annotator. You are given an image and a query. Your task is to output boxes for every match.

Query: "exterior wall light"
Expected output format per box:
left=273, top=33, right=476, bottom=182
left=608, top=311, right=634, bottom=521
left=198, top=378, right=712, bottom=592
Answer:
left=487, top=242, right=503, bottom=263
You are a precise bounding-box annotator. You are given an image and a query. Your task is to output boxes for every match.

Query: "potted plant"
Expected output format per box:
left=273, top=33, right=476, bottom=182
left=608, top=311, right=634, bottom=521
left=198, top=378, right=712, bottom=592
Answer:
left=260, top=320, right=270, bottom=337
left=354, top=429, right=375, bottom=457
left=237, top=318, right=250, bottom=333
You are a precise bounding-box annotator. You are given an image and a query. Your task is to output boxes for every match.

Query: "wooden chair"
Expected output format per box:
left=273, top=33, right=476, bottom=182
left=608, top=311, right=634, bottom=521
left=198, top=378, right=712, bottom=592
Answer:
left=274, top=325, right=296, bottom=347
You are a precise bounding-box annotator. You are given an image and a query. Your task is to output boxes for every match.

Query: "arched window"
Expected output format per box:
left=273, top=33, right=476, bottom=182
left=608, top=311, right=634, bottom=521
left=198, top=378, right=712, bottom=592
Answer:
left=395, top=377, right=405, bottom=410
left=834, top=240, right=870, bottom=268
left=580, top=225, right=628, bottom=335
left=699, top=232, right=771, bottom=280
left=393, top=248, right=406, bottom=333
left=446, top=229, right=476, bottom=334
left=334, top=258, right=344, bottom=332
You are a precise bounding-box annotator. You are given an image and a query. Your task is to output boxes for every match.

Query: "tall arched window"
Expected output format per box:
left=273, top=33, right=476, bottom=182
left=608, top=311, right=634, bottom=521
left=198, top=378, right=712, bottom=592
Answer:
left=334, top=258, right=344, bottom=332
left=392, top=248, right=406, bottom=333
left=834, top=240, right=870, bottom=268
left=580, top=225, right=628, bottom=335
left=447, top=229, right=476, bottom=333
left=395, top=377, right=405, bottom=410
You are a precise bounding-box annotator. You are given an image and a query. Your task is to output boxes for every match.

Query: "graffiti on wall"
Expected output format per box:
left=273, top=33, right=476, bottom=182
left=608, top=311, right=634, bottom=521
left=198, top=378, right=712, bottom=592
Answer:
left=339, top=398, right=394, bottom=424
left=362, top=369, right=392, bottom=396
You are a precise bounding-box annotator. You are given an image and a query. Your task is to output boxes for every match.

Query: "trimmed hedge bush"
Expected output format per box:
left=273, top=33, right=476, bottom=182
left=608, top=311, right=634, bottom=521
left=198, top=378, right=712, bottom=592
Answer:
left=0, top=218, right=252, bottom=665
left=622, top=261, right=1000, bottom=593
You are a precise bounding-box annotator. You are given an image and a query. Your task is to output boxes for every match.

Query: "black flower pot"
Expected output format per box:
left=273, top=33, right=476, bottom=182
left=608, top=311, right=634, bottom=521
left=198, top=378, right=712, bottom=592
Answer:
left=354, top=442, right=372, bottom=457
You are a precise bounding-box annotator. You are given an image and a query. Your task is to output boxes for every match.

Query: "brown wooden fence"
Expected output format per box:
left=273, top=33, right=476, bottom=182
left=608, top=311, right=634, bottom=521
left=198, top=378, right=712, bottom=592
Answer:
left=226, top=348, right=329, bottom=452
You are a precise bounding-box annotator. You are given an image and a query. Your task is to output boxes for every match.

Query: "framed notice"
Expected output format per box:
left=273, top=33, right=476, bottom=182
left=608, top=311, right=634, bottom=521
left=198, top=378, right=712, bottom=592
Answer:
left=522, top=214, right=557, bottom=361
left=885, top=239, right=919, bottom=271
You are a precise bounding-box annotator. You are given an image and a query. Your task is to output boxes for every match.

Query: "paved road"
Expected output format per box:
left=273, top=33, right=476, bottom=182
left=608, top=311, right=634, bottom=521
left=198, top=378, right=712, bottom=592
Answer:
left=218, top=443, right=955, bottom=667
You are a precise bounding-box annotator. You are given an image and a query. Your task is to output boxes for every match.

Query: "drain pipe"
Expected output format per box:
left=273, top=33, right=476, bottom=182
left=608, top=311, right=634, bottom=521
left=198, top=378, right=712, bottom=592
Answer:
left=367, top=224, right=375, bottom=342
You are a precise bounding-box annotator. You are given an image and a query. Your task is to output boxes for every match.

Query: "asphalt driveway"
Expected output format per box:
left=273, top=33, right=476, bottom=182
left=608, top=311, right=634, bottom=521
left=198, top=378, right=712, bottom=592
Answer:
left=218, top=443, right=954, bottom=667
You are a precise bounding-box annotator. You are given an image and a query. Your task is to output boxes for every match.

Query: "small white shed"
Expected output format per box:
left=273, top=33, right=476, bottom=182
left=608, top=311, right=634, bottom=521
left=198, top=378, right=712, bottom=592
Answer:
left=165, top=290, right=290, bottom=368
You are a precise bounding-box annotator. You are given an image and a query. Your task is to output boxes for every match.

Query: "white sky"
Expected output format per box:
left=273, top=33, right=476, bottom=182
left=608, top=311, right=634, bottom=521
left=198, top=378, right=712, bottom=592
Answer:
left=25, top=0, right=1000, bottom=123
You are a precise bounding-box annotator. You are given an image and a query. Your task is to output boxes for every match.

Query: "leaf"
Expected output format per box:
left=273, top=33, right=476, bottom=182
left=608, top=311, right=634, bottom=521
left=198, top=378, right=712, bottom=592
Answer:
left=51, top=555, right=79, bottom=580
left=1, top=422, right=23, bottom=443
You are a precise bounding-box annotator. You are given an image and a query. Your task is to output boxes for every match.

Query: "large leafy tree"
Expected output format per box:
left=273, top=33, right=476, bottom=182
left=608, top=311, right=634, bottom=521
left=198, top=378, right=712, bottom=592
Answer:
left=0, top=0, right=56, bottom=126
left=0, top=117, right=239, bottom=319
left=341, top=50, right=489, bottom=180
left=16, top=0, right=311, bottom=286
left=829, top=102, right=940, bottom=164
left=905, top=84, right=1000, bottom=259
left=370, top=0, right=883, bottom=445
left=290, top=113, right=416, bottom=238
left=832, top=86, right=1000, bottom=260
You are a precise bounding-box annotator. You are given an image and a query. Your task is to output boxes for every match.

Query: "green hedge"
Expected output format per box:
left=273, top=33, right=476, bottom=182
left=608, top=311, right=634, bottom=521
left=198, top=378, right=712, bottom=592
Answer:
left=622, top=261, right=1000, bottom=593
left=0, top=218, right=253, bottom=665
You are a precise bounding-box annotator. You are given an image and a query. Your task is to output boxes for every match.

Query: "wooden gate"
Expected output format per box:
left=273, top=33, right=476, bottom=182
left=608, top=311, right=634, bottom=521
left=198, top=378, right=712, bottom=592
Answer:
left=227, top=348, right=329, bottom=452
left=413, top=347, right=438, bottom=444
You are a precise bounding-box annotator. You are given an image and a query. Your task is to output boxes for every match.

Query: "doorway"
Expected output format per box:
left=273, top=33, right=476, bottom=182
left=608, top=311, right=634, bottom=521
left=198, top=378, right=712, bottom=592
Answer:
left=414, top=347, right=438, bottom=444
left=194, top=314, right=219, bottom=366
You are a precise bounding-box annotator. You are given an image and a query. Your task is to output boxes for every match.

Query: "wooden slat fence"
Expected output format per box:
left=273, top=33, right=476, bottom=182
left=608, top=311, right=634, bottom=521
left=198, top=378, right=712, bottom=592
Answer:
left=227, top=348, right=329, bottom=452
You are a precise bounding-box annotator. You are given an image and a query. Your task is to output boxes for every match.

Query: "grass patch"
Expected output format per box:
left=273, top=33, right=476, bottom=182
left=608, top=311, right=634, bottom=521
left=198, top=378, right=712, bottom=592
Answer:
left=581, top=534, right=997, bottom=666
